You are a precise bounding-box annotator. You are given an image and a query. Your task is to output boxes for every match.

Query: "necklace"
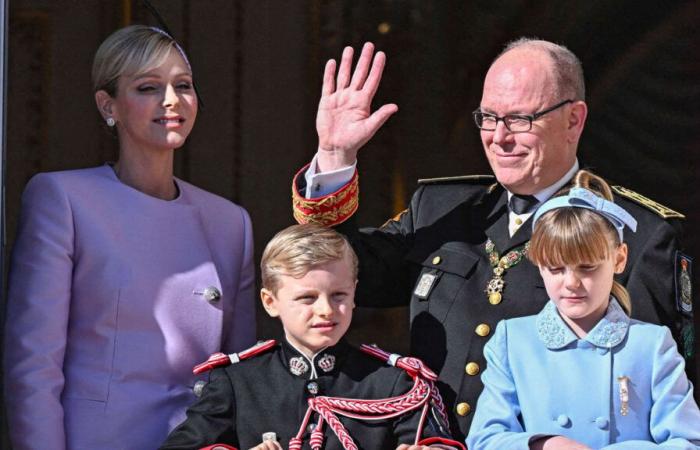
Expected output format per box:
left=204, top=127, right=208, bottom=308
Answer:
left=485, top=238, right=530, bottom=305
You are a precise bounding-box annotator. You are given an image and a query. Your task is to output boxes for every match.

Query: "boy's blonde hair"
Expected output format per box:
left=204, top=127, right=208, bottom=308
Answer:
left=92, top=25, right=190, bottom=96
left=528, top=170, right=632, bottom=315
left=261, top=224, right=359, bottom=294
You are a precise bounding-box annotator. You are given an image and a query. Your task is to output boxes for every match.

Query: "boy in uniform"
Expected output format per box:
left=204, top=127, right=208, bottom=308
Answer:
left=161, top=224, right=463, bottom=450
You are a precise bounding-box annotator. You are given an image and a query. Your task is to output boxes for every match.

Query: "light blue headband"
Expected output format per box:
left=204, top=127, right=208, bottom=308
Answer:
left=532, top=187, right=637, bottom=241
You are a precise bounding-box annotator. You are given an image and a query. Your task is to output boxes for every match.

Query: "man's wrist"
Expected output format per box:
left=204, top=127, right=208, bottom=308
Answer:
left=316, top=147, right=357, bottom=173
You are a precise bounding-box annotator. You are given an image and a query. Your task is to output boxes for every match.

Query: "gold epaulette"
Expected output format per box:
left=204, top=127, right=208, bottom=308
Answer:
left=418, top=174, right=495, bottom=185
left=611, top=185, right=685, bottom=219
left=292, top=164, right=359, bottom=226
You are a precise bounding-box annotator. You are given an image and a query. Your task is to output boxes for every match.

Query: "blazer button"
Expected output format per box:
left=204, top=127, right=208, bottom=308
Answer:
left=465, top=362, right=480, bottom=376
left=307, top=381, right=320, bottom=395
left=475, top=323, right=491, bottom=337
left=203, top=286, right=221, bottom=302
left=595, top=417, right=609, bottom=429
left=456, top=402, right=471, bottom=416
left=193, top=380, right=207, bottom=397
left=556, top=414, right=570, bottom=427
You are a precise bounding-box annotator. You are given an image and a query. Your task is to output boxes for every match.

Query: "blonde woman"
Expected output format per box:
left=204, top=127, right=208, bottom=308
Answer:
left=4, top=25, right=255, bottom=450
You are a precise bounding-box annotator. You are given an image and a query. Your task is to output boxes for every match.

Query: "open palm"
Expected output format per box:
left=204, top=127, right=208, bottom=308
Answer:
left=316, top=43, right=398, bottom=172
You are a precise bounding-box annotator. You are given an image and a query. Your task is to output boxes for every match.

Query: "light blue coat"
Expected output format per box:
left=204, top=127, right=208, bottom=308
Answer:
left=467, top=299, right=700, bottom=450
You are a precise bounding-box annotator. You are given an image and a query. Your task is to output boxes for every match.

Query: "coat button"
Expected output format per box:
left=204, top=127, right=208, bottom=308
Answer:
left=475, top=324, right=491, bottom=337
left=456, top=402, right=471, bottom=416
left=556, top=414, right=570, bottom=427
left=432, top=256, right=442, bottom=265
left=465, top=362, right=480, bottom=376
left=595, top=417, right=609, bottom=429
left=193, top=380, right=207, bottom=397
left=203, top=286, right=222, bottom=302
left=307, top=381, right=319, bottom=395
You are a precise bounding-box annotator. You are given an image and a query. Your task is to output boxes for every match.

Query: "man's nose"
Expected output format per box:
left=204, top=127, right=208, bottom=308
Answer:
left=492, top=120, right=512, bottom=145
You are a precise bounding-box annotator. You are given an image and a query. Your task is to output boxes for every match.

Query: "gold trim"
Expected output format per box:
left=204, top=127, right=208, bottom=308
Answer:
left=612, top=186, right=685, bottom=219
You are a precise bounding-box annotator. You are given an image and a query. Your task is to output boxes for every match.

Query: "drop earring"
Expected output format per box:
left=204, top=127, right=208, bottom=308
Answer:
left=106, top=117, right=115, bottom=127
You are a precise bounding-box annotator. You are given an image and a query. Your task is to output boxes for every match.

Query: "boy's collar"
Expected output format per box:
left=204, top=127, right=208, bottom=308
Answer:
left=280, top=338, right=350, bottom=380
left=536, top=297, right=630, bottom=349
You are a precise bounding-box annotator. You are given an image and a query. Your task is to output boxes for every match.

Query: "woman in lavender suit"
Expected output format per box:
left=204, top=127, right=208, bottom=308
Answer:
left=3, top=25, right=256, bottom=450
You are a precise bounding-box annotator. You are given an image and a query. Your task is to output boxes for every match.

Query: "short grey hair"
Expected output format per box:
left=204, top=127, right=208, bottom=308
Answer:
left=497, top=37, right=585, bottom=101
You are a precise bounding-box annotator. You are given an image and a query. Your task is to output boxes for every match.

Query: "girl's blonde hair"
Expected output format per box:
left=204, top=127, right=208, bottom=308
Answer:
left=528, top=170, right=631, bottom=314
left=261, top=224, right=359, bottom=294
left=92, top=25, right=190, bottom=96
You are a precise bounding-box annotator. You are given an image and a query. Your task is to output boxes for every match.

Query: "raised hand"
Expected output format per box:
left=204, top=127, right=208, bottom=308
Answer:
left=316, top=42, right=398, bottom=172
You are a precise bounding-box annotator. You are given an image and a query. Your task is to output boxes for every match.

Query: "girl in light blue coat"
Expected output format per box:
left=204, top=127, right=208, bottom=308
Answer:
left=467, top=170, right=700, bottom=450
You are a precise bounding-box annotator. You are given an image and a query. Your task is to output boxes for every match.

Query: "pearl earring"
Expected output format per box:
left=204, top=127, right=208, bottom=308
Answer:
left=106, top=117, right=115, bottom=127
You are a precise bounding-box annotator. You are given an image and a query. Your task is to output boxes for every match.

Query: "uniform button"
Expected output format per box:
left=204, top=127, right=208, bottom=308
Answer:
left=203, top=286, right=221, bottom=302
left=306, top=423, right=316, bottom=433
left=595, top=417, right=609, bottom=429
left=475, top=324, right=491, bottom=337
left=307, top=381, right=319, bottom=395
left=465, top=362, right=480, bottom=376
left=456, top=402, right=471, bottom=416
left=514, top=217, right=523, bottom=226
left=488, top=292, right=502, bottom=305
left=432, top=256, right=442, bottom=265
left=556, top=414, right=570, bottom=427
left=193, top=380, right=207, bottom=397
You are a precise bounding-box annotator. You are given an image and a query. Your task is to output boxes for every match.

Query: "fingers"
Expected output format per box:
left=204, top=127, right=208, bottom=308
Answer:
left=321, top=59, right=336, bottom=96
left=349, top=42, right=375, bottom=89
left=248, top=441, right=282, bottom=450
left=366, top=103, right=399, bottom=135
left=365, top=50, right=387, bottom=99
left=336, top=46, right=354, bottom=90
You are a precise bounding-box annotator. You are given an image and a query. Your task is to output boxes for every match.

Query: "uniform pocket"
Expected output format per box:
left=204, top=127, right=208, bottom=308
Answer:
left=406, top=243, right=480, bottom=322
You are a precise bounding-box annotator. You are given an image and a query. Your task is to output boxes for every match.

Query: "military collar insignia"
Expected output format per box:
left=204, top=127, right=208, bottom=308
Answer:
left=317, top=353, right=336, bottom=373
left=283, top=340, right=345, bottom=379
left=537, top=298, right=630, bottom=349
left=289, top=356, right=310, bottom=376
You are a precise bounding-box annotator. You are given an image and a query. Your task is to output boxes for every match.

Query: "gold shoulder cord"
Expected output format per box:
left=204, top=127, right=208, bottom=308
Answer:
left=611, top=186, right=685, bottom=219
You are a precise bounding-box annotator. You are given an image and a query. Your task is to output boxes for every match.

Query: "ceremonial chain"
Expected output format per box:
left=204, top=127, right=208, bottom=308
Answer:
left=485, top=238, right=530, bottom=305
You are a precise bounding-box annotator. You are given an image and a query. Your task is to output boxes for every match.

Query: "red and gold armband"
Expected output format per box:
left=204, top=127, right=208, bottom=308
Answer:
left=292, top=164, right=359, bottom=226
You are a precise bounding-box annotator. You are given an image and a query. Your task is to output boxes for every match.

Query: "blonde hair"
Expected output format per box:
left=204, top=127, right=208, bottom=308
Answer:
left=261, top=224, right=359, bottom=294
left=92, top=25, right=190, bottom=96
left=528, top=170, right=631, bottom=314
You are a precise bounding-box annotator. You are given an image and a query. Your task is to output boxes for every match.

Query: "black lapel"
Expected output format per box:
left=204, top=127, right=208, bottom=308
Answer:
left=484, top=188, right=510, bottom=252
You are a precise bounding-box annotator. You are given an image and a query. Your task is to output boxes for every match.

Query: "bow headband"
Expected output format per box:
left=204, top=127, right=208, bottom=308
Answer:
left=532, top=187, right=637, bottom=241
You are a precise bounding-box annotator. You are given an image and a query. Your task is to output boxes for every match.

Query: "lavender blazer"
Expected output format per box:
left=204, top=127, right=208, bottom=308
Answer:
left=4, top=165, right=256, bottom=450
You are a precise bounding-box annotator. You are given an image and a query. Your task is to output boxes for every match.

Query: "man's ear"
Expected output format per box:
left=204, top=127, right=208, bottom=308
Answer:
left=260, top=288, right=279, bottom=318
left=566, top=100, right=588, bottom=144
left=95, top=90, right=116, bottom=122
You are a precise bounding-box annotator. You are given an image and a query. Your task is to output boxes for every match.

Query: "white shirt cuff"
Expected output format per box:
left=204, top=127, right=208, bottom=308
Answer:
left=304, top=153, right=357, bottom=198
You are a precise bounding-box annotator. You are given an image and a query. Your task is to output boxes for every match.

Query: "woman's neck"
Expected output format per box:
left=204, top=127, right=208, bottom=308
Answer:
left=114, top=149, right=177, bottom=200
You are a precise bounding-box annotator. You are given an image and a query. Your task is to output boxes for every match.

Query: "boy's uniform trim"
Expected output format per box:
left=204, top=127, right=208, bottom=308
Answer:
left=193, top=340, right=276, bottom=374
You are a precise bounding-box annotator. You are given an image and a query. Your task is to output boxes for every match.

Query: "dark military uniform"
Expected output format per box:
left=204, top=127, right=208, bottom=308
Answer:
left=160, top=339, right=456, bottom=450
left=297, top=174, right=691, bottom=441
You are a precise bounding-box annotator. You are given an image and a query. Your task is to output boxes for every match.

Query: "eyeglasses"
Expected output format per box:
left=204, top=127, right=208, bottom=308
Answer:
left=472, top=99, right=574, bottom=133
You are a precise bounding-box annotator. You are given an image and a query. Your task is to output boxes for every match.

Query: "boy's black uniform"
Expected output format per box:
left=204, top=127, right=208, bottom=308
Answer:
left=161, top=339, right=458, bottom=450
